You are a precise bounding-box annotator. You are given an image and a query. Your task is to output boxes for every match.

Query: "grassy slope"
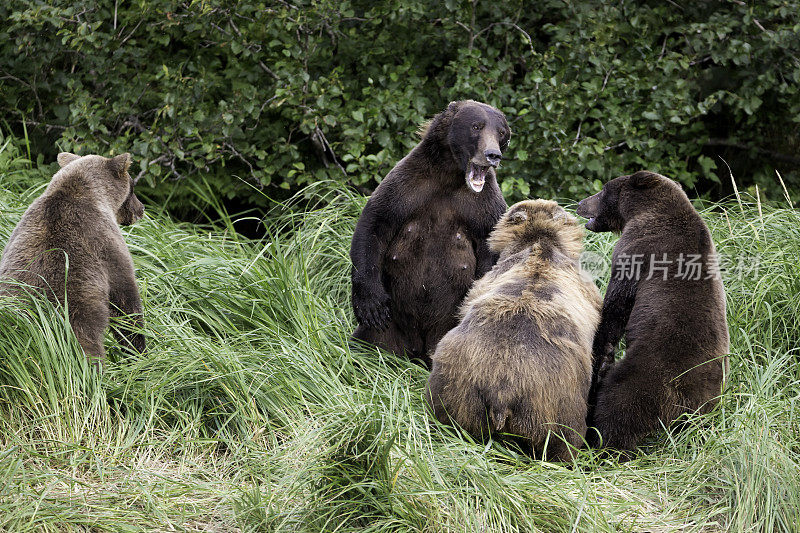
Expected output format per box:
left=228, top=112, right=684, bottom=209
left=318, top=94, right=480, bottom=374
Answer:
left=0, top=142, right=799, bottom=531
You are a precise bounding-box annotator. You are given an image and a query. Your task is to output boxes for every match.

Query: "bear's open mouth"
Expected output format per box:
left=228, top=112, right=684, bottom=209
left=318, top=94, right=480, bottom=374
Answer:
left=582, top=216, right=602, bottom=232
left=466, top=163, right=489, bottom=193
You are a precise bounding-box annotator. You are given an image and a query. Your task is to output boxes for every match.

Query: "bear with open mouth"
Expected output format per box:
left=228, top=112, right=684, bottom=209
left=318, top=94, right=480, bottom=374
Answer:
left=350, top=100, right=510, bottom=365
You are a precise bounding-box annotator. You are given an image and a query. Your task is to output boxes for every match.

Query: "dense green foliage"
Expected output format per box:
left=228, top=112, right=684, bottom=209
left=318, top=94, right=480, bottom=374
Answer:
left=1, top=135, right=799, bottom=530
left=1, top=0, right=799, bottom=211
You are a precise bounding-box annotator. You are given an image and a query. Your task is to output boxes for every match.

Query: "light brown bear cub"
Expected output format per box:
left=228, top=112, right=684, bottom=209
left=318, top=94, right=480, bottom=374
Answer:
left=426, top=199, right=601, bottom=460
left=0, top=152, right=146, bottom=364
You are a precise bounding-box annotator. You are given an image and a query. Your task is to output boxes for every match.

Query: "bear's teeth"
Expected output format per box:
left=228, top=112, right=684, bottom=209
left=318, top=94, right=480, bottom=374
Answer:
left=466, top=163, right=488, bottom=192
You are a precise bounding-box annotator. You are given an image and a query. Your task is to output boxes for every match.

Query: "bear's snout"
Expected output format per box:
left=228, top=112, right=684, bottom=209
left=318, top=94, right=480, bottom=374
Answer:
left=575, top=199, right=592, bottom=218
left=484, top=149, right=502, bottom=167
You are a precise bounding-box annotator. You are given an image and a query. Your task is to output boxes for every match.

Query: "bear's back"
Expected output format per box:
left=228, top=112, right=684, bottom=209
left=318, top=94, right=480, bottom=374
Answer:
left=428, top=247, right=598, bottom=451
left=438, top=248, right=598, bottom=391
left=619, top=206, right=728, bottom=356
left=0, top=186, right=114, bottom=294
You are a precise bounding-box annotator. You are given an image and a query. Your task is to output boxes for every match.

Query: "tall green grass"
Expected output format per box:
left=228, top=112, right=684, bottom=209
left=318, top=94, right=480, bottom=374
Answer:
left=0, top=139, right=798, bottom=530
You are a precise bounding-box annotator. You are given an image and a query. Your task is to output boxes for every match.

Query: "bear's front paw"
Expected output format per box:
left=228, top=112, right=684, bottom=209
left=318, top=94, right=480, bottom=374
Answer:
left=598, top=343, right=616, bottom=377
left=353, top=285, right=391, bottom=331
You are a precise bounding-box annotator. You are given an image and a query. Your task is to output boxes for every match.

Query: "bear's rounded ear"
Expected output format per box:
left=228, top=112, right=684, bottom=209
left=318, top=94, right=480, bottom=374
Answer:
left=510, top=210, right=528, bottom=224
left=57, top=152, right=80, bottom=167
left=109, top=153, right=132, bottom=177
left=446, top=101, right=461, bottom=114
left=426, top=101, right=461, bottom=138
left=553, top=206, right=577, bottom=224
left=630, top=171, right=662, bottom=189
left=416, top=119, right=433, bottom=139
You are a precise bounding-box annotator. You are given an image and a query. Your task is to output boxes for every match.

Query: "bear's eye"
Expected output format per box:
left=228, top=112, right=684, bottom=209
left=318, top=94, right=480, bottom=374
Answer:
left=498, top=129, right=505, bottom=138
left=472, top=123, right=483, bottom=131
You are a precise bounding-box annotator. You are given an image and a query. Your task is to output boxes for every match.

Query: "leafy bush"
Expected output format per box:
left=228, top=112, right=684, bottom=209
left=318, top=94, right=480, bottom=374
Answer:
left=1, top=0, right=798, bottom=210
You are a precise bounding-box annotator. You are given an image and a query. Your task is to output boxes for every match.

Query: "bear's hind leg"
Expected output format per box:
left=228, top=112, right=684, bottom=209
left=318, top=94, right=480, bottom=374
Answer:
left=70, top=301, right=110, bottom=368
left=437, top=384, right=491, bottom=441
left=543, top=424, right=585, bottom=462
left=591, top=381, right=663, bottom=451
left=422, top=320, right=458, bottom=368
left=352, top=320, right=420, bottom=359
left=109, top=274, right=146, bottom=355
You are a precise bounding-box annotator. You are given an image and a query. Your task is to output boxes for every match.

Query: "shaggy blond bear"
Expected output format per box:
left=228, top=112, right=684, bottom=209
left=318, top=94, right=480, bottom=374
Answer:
left=426, top=199, right=601, bottom=460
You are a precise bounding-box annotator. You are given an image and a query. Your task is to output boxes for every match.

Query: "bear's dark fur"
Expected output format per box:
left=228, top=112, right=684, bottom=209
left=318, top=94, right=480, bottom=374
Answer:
left=350, top=100, right=510, bottom=364
left=576, top=171, right=729, bottom=452
left=426, top=200, right=601, bottom=461
left=0, top=152, right=146, bottom=365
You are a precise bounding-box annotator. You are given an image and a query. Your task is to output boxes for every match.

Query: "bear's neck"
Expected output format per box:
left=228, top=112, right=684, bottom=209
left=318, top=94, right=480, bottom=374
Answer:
left=499, top=230, right=575, bottom=263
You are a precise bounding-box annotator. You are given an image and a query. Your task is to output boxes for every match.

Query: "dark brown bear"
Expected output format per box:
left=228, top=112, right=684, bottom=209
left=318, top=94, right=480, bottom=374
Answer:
left=426, top=199, right=601, bottom=461
left=0, top=152, right=146, bottom=365
left=350, top=100, right=510, bottom=364
left=576, top=171, right=729, bottom=452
